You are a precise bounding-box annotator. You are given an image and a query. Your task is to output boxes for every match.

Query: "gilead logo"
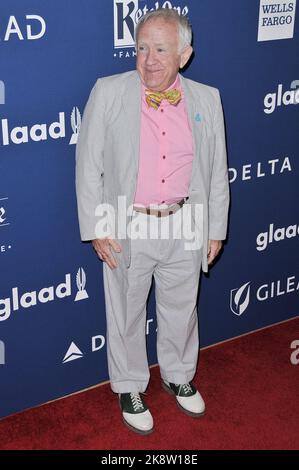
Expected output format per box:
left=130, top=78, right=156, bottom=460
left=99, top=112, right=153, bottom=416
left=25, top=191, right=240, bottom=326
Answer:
left=230, top=282, right=251, bottom=316
left=0, top=268, right=88, bottom=322
left=231, top=276, right=299, bottom=316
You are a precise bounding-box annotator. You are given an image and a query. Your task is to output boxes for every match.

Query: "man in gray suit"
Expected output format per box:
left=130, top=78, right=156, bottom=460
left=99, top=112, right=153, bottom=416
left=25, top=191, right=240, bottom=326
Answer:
left=76, top=8, right=229, bottom=435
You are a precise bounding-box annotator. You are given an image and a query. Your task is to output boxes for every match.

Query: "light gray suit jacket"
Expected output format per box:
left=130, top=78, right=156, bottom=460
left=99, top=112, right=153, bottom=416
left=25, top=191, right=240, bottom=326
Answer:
left=75, top=70, right=230, bottom=273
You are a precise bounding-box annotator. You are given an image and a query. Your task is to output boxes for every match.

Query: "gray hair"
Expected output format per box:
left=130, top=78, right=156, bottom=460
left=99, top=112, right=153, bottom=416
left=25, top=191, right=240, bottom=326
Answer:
left=135, top=8, right=192, bottom=53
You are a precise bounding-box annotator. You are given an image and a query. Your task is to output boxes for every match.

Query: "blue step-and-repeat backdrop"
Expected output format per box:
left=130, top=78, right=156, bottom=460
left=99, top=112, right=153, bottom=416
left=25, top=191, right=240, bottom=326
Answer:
left=0, top=0, right=298, bottom=419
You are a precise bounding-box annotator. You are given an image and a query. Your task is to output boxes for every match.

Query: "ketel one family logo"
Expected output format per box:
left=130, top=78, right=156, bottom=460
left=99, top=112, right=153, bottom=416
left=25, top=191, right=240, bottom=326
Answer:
left=0, top=198, right=9, bottom=228
left=0, top=268, right=89, bottom=322
left=230, top=282, right=251, bottom=316
left=113, top=0, right=189, bottom=56
left=0, top=106, right=81, bottom=146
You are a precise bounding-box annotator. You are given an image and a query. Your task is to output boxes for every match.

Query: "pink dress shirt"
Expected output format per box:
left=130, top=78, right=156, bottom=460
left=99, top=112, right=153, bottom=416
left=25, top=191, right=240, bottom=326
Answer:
left=133, top=74, right=194, bottom=207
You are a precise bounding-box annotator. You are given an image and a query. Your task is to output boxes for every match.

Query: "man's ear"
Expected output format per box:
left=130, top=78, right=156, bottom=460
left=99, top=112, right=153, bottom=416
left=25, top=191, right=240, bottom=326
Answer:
left=180, top=45, right=193, bottom=69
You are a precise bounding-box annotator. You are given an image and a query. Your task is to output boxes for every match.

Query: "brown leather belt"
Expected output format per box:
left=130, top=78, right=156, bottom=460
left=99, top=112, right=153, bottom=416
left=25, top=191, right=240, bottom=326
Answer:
left=133, top=197, right=188, bottom=218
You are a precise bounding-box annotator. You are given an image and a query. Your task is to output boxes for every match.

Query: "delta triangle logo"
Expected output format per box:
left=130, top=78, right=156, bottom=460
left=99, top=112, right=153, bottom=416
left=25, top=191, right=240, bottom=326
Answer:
left=62, top=341, right=84, bottom=363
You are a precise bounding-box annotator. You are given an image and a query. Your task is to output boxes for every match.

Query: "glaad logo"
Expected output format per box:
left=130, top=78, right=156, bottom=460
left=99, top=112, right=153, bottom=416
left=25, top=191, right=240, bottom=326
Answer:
left=256, top=222, right=299, bottom=251
left=229, top=156, right=292, bottom=183
left=0, top=340, right=5, bottom=365
left=0, top=267, right=88, bottom=322
left=75, top=267, right=89, bottom=301
left=62, top=336, right=106, bottom=363
left=264, top=82, right=299, bottom=114
left=230, top=282, right=251, bottom=316
left=69, top=107, right=81, bottom=145
left=0, top=107, right=81, bottom=146
left=0, top=81, right=4, bottom=104
left=113, top=0, right=189, bottom=56
left=0, top=15, right=46, bottom=41
left=230, top=276, right=299, bottom=316
left=290, top=340, right=299, bottom=365
left=257, top=0, right=297, bottom=41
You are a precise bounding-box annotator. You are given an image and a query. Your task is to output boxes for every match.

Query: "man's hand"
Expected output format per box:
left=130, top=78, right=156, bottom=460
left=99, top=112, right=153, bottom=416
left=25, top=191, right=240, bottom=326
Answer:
left=207, top=239, right=223, bottom=266
left=92, top=238, right=122, bottom=269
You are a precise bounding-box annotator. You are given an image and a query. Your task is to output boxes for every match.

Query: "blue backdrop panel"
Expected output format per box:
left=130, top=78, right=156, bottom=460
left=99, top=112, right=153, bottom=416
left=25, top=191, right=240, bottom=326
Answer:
left=0, top=0, right=298, bottom=418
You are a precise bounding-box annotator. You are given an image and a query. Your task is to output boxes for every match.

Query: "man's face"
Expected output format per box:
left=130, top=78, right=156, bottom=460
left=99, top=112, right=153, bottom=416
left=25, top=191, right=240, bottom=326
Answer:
left=136, top=18, right=192, bottom=92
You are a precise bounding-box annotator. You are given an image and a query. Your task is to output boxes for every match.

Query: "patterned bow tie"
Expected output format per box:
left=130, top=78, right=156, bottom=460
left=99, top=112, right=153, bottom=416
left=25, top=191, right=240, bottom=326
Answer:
left=145, top=88, right=182, bottom=110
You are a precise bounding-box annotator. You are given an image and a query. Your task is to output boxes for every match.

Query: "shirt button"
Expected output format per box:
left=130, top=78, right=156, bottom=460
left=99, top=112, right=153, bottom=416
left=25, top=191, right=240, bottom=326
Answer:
left=161, top=200, right=165, bottom=203
left=162, top=155, right=166, bottom=159
left=160, top=109, right=164, bottom=113
left=162, top=179, right=165, bottom=183
left=162, top=131, right=166, bottom=136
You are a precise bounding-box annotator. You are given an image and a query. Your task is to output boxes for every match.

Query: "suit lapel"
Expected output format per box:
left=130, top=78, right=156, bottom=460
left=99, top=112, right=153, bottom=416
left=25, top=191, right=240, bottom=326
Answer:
left=121, top=71, right=141, bottom=175
left=180, top=74, right=204, bottom=192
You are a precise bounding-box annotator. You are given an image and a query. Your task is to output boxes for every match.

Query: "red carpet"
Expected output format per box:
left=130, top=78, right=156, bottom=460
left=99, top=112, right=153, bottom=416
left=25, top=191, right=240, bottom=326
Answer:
left=0, top=318, right=298, bottom=450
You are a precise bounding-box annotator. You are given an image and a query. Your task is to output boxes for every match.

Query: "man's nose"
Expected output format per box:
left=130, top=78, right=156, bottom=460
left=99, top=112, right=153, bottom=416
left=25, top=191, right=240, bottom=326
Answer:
left=145, top=49, right=157, bottom=65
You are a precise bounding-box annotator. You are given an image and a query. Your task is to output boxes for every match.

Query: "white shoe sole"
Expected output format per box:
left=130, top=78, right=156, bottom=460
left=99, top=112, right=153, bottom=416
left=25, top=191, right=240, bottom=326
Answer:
left=122, top=416, right=154, bottom=436
left=119, top=400, right=154, bottom=435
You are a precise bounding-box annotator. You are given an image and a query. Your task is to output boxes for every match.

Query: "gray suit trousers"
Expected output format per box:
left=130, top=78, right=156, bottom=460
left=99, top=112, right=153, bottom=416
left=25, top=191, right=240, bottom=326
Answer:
left=103, top=208, right=202, bottom=393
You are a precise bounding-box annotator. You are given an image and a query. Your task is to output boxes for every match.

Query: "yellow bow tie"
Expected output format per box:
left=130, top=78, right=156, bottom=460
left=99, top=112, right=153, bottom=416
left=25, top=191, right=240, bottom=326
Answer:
left=145, top=88, right=182, bottom=110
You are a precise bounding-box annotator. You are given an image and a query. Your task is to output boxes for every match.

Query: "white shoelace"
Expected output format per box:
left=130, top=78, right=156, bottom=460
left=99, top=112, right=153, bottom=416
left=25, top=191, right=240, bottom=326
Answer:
left=178, top=383, right=193, bottom=395
left=130, top=393, right=144, bottom=412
